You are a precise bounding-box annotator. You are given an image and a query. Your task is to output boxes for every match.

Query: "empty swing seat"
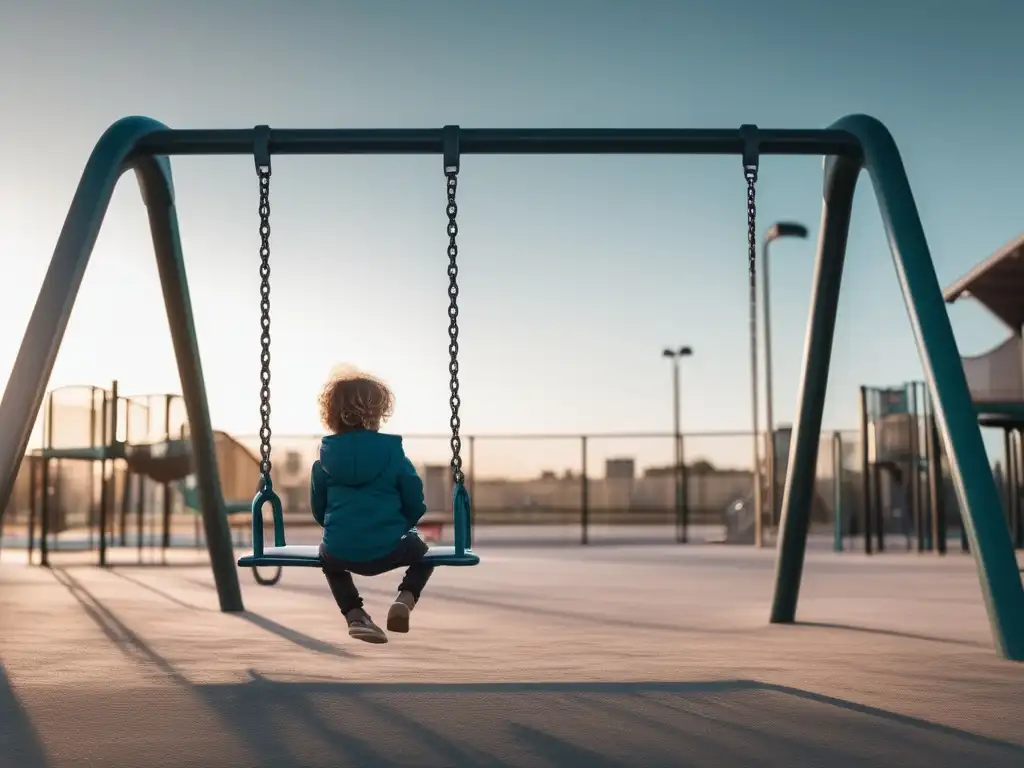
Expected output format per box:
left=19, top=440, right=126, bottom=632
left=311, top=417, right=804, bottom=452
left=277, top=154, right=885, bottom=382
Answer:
left=238, top=544, right=479, bottom=568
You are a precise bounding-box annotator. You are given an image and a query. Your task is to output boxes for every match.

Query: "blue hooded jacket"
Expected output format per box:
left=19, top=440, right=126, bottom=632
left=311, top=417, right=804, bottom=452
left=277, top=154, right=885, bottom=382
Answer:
left=310, top=431, right=427, bottom=561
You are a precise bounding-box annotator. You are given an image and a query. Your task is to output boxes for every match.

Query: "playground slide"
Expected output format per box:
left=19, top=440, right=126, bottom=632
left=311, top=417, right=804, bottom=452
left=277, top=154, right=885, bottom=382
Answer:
left=209, top=431, right=262, bottom=506
left=121, top=441, right=193, bottom=484
left=122, top=431, right=262, bottom=506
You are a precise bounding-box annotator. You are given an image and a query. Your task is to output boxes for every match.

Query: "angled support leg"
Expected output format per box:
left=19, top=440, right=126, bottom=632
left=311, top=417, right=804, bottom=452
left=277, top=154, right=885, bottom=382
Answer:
left=134, top=153, right=243, bottom=611
left=0, top=117, right=244, bottom=612
left=770, top=151, right=860, bottom=623
left=772, top=114, right=1024, bottom=660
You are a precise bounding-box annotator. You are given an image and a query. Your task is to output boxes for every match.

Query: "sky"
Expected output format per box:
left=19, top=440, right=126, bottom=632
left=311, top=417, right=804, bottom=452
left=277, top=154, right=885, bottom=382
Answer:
left=0, top=0, right=1021, bottom=476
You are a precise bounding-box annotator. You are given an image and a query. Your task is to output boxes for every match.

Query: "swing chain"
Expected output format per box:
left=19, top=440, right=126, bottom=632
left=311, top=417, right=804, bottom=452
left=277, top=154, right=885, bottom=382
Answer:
left=740, top=126, right=759, bottom=343
left=445, top=169, right=465, bottom=487
left=744, top=161, right=758, bottom=335
left=256, top=161, right=273, bottom=485
left=741, top=125, right=761, bottom=526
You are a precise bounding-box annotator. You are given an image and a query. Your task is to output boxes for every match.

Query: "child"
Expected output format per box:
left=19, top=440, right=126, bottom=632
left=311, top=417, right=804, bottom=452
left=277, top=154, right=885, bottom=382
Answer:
left=310, top=367, right=434, bottom=644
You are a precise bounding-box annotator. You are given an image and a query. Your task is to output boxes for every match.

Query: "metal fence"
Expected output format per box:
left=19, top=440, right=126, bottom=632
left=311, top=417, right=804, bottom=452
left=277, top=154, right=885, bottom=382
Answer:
left=0, top=426, right=895, bottom=551
left=228, top=429, right=866, bottom=545
left=10, top=381, right=1018, bottom=554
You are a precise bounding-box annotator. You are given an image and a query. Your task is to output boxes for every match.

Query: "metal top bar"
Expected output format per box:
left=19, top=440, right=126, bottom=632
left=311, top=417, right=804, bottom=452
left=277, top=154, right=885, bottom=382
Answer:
left=132, top=126, right=862, bottom=158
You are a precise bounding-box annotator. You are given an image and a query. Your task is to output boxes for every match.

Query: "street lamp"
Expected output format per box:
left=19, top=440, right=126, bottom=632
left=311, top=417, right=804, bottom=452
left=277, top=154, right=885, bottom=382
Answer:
left=761, top=221, right=809, bottom=538
left=663, top=346, right=694, bottom=543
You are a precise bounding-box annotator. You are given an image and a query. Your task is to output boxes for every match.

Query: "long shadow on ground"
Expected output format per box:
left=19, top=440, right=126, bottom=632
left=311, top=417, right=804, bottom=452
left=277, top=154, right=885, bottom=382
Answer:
left=3, top=568, right=1022, bottom=768
left=241, top=574, right=990, bottom=650
left=0, top=662, right=50, bottom=768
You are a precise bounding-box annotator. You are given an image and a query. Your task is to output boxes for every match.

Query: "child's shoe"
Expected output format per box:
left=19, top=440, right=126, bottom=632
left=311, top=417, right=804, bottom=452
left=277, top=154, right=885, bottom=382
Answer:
left=386, top=591, right=417, bottom=633
left=345, top=608, right=387, bottom=644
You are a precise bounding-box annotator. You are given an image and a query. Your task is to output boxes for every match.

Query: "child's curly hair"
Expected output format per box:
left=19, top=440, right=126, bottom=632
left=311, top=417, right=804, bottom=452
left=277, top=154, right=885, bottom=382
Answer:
left=318, top=366, right=395, bottom=433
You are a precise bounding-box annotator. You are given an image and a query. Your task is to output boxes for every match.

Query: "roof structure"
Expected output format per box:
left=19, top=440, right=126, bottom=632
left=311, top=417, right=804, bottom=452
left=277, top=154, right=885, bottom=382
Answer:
left=944, top=231, right=1024, bottom=331
left=944, top=233, right=1024, bottom=426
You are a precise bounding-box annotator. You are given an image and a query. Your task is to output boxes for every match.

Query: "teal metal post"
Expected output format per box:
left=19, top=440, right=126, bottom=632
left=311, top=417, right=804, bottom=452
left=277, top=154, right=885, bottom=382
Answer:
left=770, top=150, right=859, bottom=620
left=137, top=151, right=243, bottom=610
left=832, top=431, right=844, bottom=552
left=772, top=114, right=1024, bottom=660
left=580, top=436, right=589, bottom=545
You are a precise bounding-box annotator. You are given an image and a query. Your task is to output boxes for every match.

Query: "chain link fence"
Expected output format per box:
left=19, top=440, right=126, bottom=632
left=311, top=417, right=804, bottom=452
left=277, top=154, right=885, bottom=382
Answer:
left=226, top=429, right=865, bottom=546
left=0, top=424, right=984, bottom=553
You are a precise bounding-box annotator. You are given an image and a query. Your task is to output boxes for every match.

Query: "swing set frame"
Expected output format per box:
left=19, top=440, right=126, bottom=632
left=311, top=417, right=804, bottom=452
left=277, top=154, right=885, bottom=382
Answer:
left=0, top=114, right=1021, bottom=659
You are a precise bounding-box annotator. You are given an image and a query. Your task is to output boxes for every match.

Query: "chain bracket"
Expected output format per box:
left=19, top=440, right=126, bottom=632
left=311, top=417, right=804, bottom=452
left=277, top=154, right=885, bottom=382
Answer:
left=443, top=124, right=460, bottom=174
left=739, top=123, right=759, bottom=177
left=254, top=125, right=271, bottom=174
left=443, top=125, right=465, bottom=487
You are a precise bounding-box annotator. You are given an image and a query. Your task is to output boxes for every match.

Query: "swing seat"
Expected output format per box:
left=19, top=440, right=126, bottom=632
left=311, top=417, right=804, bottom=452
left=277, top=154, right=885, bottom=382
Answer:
left=238, top=483, right=479, bottom=570
left=237, top=544, right=479, bottom=568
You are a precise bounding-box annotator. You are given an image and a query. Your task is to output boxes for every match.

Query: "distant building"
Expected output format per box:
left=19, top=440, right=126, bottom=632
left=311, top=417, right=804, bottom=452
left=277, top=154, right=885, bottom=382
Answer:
left=283, top=485, right=305, bottom=516
left=605, top=458, right=635, bottom=508
left=605, top=458, right=635, bottom=479
left=284, top=450, right=303, bottom=476
left=422, top=464, right=449, bottom=511
left=643, top=465, right=676, bottom=478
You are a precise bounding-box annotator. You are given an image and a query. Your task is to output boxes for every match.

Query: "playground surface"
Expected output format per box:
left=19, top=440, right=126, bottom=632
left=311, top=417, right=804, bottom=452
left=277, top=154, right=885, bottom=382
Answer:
left=2, top=543, right=1023, bottom=768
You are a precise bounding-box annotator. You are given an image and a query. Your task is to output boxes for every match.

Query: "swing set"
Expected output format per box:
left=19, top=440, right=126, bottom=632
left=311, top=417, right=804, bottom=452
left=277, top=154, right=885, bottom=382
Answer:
left=0, top=115, right=1022, bottom=660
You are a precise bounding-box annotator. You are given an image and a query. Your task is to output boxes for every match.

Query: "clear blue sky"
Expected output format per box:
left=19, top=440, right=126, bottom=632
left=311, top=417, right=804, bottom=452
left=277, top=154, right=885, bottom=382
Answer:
left=0, top=0, right=1020, bottom=474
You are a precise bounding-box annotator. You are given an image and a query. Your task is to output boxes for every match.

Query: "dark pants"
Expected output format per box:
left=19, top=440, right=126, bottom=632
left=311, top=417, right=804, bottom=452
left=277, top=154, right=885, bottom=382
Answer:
left=319, top=535, right=435, bottom=615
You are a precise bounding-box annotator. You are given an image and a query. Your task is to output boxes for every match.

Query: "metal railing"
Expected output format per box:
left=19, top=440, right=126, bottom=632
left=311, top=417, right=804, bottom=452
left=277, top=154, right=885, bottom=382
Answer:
left=226, top=429, right=864, bottom=545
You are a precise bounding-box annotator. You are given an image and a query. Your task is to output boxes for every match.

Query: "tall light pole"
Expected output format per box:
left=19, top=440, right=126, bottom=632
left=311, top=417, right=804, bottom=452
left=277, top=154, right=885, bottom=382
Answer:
left=762, top=221, right=809, bottom=536
left=663, top=346, right=694, bottom=543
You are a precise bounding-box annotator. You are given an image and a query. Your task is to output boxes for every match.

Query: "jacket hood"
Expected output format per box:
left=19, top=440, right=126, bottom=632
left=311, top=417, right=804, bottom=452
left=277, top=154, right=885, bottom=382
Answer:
left=319, top=432, right=402, bottom=486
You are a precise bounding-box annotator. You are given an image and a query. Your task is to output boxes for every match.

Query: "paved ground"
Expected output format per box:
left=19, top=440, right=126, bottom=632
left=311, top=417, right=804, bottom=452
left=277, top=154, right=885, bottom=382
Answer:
left=0, top=520, right=967, bottom=554
left=1, top=542, right=1023, bottom=767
